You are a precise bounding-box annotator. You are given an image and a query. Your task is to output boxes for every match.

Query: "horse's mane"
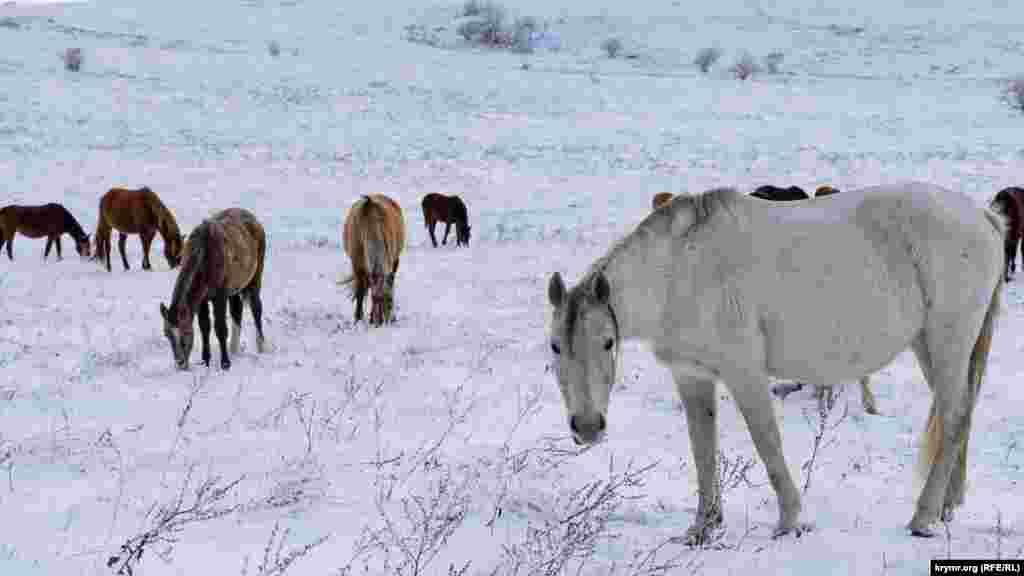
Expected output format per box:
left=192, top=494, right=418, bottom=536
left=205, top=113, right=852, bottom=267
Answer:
left=562, top=187, right=738, bottom=352
left=144, top=188, right=181, bottom=241
left=59, top=205, right=88, bottom=242
left=170, top=223, right=209, bottom=314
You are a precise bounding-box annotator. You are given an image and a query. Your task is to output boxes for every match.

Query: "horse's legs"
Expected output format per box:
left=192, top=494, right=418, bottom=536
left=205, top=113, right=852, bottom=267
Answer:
left=44, top=237, right=53, bottom=260
left=4, top=232, right=13, bottom=260
left=197, top=299, right=212, bottom=368
left=907, top=322, right=977, bottom=536
left=211, top=292, right=231, bottom=370
left=426, top=220, right=438, bottom=248
left=55, top=236, right=62, bottom=260
left=140, top=229, right=155, bottom=270
left=353, top=272, right=368, bottom=322
left=117, top=232, right=130, bottom=270
left=442, top=221, right=452, bottom=245
left=245, top=289, right=267, bottom=353
left=721, top=367, right=804, bottom=538
left=228, top=294, right=243, bottom=354
left=672, top=370, right=723, bottom=545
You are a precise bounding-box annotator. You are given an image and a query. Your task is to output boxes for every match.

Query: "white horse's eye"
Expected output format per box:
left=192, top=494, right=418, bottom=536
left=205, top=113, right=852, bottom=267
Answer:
left=551, top=342, right=561, bottom=355
left=603, top=338, right=614, bottom=351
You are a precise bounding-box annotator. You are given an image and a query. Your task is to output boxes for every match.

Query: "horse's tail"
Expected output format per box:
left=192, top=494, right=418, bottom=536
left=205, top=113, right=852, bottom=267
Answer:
left=915, top=239, right=1003, bottom=501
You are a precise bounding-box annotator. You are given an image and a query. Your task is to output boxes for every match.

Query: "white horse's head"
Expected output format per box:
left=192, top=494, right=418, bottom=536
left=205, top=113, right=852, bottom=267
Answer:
left=546, top=270, right=620, bottom=445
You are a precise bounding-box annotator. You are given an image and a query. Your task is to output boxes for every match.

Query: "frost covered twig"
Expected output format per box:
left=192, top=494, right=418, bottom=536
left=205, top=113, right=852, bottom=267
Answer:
left=240, top=522, right=330, bottom=576
left=107, top=465, right=244, bottom=575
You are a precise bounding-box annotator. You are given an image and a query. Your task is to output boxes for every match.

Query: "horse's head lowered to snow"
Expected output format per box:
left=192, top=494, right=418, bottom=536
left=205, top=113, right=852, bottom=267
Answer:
left=547, top=270, right=620, bottom=446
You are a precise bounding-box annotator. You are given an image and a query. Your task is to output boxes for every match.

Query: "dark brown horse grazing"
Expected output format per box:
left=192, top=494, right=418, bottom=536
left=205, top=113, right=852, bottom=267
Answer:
left=652, top=192, right=674, bottom=210
left=342, top=194, right=406, bottom=326
left=421, top=193, right=471, bottom=247
left=815, top=185, right=840, bottom=197
left=990, top=187, right=1024, bottom=282
left=159, top=208, right=268, bottom=371
left=95, top=187, right=184, bottom=272
left=751, top=185, right=809, bottom=201
left=0, top=203, right=91, bottom=261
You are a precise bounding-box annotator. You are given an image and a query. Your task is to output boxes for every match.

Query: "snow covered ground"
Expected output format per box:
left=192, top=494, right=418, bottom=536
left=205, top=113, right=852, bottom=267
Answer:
left=1, top=0, right=1023, bottom=573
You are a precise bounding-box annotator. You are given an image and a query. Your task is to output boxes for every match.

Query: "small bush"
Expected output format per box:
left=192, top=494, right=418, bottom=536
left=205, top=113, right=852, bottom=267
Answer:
left=63, top=48, right=82, bottom=72
left=268, top=40, right=281, bottom=57
left=694, top=47, right=721, bottom=74
left=511, top=16, right=537, bottom=53
left=1006, top=76, right=1024, bottom=113
left=762, top=51, right=784, bottom=74
left=731, top=52, right=759, bottom=80
left=601, top=37, right=622, bottom=59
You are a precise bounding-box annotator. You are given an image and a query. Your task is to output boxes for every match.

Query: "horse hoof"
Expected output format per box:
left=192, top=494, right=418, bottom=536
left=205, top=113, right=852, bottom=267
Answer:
left=221, top=362, right=231, bottom=370
left=772, top=522, right=814, bottom=539
left=908, top=521, right=937, bottom=538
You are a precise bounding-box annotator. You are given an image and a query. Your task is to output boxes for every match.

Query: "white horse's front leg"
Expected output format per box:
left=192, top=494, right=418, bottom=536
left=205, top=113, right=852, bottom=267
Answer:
left=672, top=370, right=722, bottom=545
left=722, top=367, right=806, bottom=538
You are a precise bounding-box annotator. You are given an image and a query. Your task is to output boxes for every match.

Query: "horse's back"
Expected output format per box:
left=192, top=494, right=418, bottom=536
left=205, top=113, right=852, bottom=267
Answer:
left=731, top=182, right=1001, bottom=380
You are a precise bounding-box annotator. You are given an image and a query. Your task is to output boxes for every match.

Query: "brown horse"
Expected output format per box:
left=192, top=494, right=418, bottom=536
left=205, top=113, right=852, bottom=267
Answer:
left=95, top=187, right=183, bottom=272
left=751, top=185, right=809, bottom=201
left=342, top=194, right=405, bottom=326
left=159, top=208, right=267, bottom=371
left=421, top=193, right=471, bottom=247
left=990, top=187, right=1024, bottom=282
left=0, top=203, right=91, bottom=261
left=815, top=185, right=840, bottom=197
left=652, top=192, right=674, bottom=210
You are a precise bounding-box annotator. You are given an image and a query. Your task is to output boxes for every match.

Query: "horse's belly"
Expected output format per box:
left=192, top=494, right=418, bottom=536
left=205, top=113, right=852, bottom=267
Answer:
left=760, top=253, right=924, bottom=382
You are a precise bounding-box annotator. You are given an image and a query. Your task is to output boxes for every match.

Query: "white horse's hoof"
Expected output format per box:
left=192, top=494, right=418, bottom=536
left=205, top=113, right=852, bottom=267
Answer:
left=908, top=519, right=938, bottom=538
left=772, top=521, right=814, bottom=539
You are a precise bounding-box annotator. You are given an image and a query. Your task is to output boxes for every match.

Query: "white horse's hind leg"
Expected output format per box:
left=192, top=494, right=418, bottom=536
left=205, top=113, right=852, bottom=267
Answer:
left=908, top=326, right=975, bottom=536
left=721, top=368, right=804, bottom=538
left=230, top=321, right=241, bottom=354
left=672, top=371, right=723, bottom=545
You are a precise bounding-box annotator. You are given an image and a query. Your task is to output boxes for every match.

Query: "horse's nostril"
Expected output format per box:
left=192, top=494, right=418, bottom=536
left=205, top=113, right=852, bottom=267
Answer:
left=569, top=415, right=580, bottom=435
left=597, top=414, right=607, bottom=432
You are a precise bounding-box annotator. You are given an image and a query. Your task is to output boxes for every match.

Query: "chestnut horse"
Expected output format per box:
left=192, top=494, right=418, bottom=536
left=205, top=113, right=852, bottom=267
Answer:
left=990, top=187, right=1024, bottom=282
left=0, top=203, right=91, bottom=261
left=421, top=193, right=471, bottom=247
left=159, top=208, right=267, bottom=371
left=652, top=192, right=674, bottom=210
left=95, top=187, right=183, bottom=272
left=815, top=185, right=841, bottom=197
left=341, top=194, right=405, bottom=326
left=751, top=185, right=809, bottom=201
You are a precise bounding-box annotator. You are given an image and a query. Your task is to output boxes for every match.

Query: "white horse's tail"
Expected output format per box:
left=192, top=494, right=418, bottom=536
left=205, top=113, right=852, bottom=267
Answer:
left=914, top=241, right=1003, bottom=499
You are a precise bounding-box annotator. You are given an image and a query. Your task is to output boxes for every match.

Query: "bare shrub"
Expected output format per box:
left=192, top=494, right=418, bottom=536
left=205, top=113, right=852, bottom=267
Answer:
left=495, top=459, right=666, bottom=574
left=268, top=40, right=281, bottom=57
left=456, top=1, right=508, bottom=46
left=63, top=48, right=82, bottom=72
left=511, top=16, right=537, bottom=53
left=731, top=52, right=759, bottom=80
left=107, top=466, right=244, bottom=574
left=601, top=37, right=623, bottom=59
left=1005, top=76, right=1024, bottom=113
left=693, top=47, right=721, bottom=74
left=762, top=51, right=784, bottom=74
left=240, top=522, right=330, bottom=576
left=800, top=383, right=849, bottom=496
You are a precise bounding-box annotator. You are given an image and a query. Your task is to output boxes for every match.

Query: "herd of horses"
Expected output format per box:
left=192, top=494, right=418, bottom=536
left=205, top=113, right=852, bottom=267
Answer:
left=2, top=181, right=1022, bottom=541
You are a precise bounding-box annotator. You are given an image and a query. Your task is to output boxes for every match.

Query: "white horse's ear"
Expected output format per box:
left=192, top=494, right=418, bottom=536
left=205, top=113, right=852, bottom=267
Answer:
left=592, top=273, right=610, bottom=304
left=548, top=272, right=565, bottom=307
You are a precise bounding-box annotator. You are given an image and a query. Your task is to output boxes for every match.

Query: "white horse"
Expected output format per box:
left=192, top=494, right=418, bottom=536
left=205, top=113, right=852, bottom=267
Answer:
left=546, top=182, right=1003, bottom=542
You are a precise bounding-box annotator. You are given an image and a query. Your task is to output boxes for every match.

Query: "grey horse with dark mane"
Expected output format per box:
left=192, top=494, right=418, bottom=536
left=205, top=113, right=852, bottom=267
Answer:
left=160, top=208, right=268, bottom=371
left=546, top=182, right=1003, bottom=542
